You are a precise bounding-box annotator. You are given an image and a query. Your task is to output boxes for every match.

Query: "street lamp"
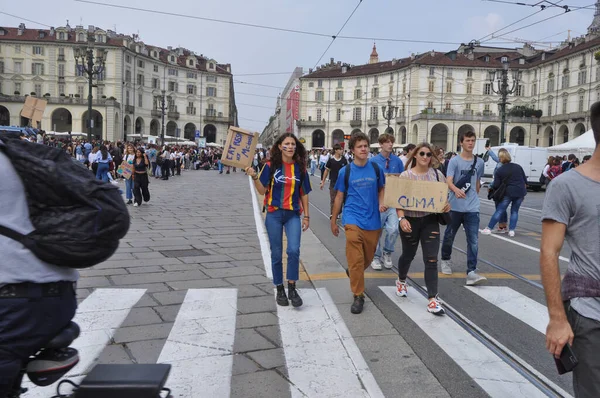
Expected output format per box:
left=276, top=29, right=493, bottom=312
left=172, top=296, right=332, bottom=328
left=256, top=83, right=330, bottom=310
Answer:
left=74, top=33, right=106, bottom=142
left=488, top=61, right=521, bottom=144
left=154, top=90, right=167, bottom=146
left=381, top=99, right=398, bottom=133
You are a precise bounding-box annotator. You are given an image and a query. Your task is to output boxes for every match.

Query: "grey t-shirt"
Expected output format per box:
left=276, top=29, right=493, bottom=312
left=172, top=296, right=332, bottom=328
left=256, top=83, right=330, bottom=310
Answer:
left=0, top=152, right=79, bottom=286
left=541, top=170, right=600, bottom=321
left=447, top=155, right=485, bottom=213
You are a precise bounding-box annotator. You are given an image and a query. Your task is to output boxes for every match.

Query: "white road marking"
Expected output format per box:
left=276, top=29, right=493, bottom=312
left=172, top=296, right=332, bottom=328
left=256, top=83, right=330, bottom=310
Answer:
left=277, top=288, right=384, bottom=398
left=380, top=286, right=547, bottom=398
left=24, top=288, right=146, bottom=397
left=465, top=286, right=548, bottom=334
left=479, top=229, right=570, bottom=262
left=157, top=288, right=238, bottom=398
left=248, top=175, right=273, bottom=279
left=480, top=199, right=542, bottom=214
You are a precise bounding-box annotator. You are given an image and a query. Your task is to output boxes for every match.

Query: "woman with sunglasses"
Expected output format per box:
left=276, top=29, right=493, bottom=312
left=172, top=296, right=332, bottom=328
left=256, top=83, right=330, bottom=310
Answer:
left=395, top=143, right=451, bottom=315
left=245, top=133, right=312, bottom=308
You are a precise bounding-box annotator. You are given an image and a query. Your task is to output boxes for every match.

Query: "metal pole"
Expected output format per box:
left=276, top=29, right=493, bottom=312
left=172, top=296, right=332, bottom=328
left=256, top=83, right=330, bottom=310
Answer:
left=87, top=48, right=93, bottom=142
left=161, top=90, right=166, bottom=146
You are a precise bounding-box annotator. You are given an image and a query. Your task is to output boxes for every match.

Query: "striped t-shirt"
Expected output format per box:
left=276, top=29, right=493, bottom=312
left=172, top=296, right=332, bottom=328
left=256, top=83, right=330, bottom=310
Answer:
left=259, top=161, right=312, bottom=213
left=401, top=168, right=446, bottom=218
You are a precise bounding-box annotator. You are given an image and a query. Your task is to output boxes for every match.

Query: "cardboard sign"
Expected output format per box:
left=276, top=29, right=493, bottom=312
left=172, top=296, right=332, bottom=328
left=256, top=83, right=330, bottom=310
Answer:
left=117, top=161, right=134, bottom=179
left=20, top=96, right=47, bottom=125
left=220, top=127, right=258, bottom=169
left=383, top=175, right=449, bottom=213
left=197, top=137, right=206, bottom=148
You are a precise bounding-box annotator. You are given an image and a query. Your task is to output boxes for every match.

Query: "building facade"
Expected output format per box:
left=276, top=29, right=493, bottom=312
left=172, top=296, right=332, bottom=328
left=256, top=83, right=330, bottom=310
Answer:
left=0, top=23, right=237, bottom=143
left=297, top=8, right=600, bottom=151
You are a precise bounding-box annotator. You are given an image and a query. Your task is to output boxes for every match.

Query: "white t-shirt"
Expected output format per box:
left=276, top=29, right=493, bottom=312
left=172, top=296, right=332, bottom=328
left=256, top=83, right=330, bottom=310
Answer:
left=319, top=154, right=329, bottom=164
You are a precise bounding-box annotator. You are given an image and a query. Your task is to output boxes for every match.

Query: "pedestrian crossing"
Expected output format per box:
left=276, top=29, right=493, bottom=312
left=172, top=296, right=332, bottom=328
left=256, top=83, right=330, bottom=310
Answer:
left=22, top=286, right=572, bottom=398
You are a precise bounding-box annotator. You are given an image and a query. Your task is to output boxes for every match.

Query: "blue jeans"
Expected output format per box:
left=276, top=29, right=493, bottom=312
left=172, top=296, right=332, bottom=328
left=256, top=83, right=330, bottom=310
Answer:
left=96, top=162, right=109, bottom=182
left=218, top=160, right=223, bottom=173
left=441, top=211, right=480, bottom=274
left=125, top=177, right=134, bottom=200
left=310, top=161, right=316, bottom=175
left=375, top=207, right=399, bottom=259
left=265, top=209, right=301, bottom=285
left=488, top=196, right=524, bottom=231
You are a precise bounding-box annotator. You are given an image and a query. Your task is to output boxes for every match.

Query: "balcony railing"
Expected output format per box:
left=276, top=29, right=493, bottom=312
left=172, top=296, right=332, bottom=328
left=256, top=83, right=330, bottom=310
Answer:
left=57, top=54, right=65, bottom=61
left=350, top=119, right=362, bottom=127
left=125, top=105, right=135, bottom=114
left=167, top=111, right=180, bottom=120
left=186, top=107, right=197, bottom=115
left=411, top=111, right=538, bottom=124
left=540, top=111, right=588, bottom=124
left=205, top=109, right=217, bottom=117
left=367, top=119, right=379, bottom=127
left=296, top=119, right=326, bottom=128
left=0, top=94, right=118, bottom=107
left=151, top=109, right=162, bottom=118
left=204, top=114, right=230, bottom=123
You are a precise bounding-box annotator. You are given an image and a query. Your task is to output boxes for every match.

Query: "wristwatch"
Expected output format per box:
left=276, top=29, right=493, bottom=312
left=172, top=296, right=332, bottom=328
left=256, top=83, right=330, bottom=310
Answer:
left=398, top=216, right=406, bottom=222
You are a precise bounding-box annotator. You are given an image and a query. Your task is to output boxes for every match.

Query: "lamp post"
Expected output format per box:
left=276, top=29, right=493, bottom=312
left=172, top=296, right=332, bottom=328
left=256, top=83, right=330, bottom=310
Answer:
left=154, top=90, right=167, bottom=146
left=381, top=99, right=398, bottom=134
left=74, top=34, right=105, bottom=142
left=488, top=62, right=521, bottom=144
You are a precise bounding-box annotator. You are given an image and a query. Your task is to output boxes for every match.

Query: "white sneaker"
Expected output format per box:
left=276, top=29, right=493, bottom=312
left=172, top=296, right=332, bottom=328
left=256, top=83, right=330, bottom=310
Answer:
left=508, top=230, right=515, bottom=237
left=371, top=257, right=383, bottom=271
left=383, top=252, right=393, bottom=269
left=427, top=296, right=445, bottom=315
left=133, top=203, right=139, bottom=207
left=396, top=279, right=408, bottom=297
left=466, top=271, right=487, bottom=286
left=440, top=260, right=453, bottom=275
left=480, top=228, right=492, bottom=235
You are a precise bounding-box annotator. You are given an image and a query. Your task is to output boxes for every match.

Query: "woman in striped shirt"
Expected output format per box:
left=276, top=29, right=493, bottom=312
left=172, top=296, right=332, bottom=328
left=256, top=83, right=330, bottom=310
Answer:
left=395, top=142, right=451, bottom=315
left=246, top=133, right=312, bottom=308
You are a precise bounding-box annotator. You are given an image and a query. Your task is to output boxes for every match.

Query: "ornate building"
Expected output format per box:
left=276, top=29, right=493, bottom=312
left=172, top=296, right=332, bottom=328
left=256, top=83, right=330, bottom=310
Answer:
left=297, top=8, right=600, bottom=150
left=0, top=22, right=238, bottom=143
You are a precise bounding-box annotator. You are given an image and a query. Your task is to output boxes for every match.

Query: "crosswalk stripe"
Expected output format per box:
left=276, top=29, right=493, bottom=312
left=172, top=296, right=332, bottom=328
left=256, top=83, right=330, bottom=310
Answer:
left=277, top=288, right=385, bottom=398
left=157, top=288, right=238, bottom=398
left=380, top=286, right=547, bottom=398
left=465, top=286, right=549, bottom=334
left=24, top=288, right=146, bottom=397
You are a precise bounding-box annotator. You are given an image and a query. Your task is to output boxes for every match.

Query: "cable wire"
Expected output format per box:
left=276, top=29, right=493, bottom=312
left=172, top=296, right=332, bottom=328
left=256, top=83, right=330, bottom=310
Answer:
left=313, top=0, right=363, bottom=68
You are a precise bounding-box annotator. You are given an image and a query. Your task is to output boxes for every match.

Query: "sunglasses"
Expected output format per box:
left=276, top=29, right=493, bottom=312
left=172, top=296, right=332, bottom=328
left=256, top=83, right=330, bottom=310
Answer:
left=418, top=151, right=433, bottom=158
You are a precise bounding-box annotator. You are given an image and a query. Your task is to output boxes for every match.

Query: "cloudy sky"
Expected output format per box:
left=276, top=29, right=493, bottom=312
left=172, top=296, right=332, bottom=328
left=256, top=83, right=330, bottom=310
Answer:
left=1, top=0, right=595, bottom=131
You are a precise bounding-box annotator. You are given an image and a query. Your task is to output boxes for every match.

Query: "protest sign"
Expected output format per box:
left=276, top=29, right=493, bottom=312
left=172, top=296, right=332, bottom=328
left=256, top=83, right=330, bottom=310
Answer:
left=117, top=161, right=134, bottom=179
left=383, top=174, right=448, bottom=213
left=20, top=96, right=47, bottom=125
left=220, top=127, right=258, bottom=169
left=197, top=137, right=206, bottom=148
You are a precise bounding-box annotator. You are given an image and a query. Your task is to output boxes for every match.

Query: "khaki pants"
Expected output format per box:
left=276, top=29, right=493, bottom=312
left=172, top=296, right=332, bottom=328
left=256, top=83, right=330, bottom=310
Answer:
left=345, top=224, right=381, bottom=296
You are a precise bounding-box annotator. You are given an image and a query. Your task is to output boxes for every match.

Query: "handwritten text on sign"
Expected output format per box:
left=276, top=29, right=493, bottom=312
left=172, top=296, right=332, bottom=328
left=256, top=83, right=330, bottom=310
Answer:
left=383, top=175, right=449, bottom=213
left=220, top=127, right=259, bottom=169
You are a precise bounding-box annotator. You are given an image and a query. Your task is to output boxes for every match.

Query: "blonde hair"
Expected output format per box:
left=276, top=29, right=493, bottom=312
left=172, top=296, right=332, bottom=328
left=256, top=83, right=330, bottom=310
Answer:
left=498, top=148, right=512, bottom=164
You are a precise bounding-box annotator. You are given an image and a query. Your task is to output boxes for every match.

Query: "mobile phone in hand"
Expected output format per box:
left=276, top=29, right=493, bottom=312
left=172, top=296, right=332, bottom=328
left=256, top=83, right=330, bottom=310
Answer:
left=554, top=343, right=578, bottom=375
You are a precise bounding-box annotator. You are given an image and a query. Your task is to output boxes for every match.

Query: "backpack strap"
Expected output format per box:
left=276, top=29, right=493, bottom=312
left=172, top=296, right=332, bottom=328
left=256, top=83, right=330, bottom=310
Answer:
left=342, top=163, right=352, bottom=206
left=371, top=161, right=381, bottom=186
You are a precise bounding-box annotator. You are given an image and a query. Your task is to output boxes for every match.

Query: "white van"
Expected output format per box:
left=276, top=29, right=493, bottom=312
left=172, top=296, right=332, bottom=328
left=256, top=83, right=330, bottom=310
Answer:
left=482, top=144, right=548, bottom=191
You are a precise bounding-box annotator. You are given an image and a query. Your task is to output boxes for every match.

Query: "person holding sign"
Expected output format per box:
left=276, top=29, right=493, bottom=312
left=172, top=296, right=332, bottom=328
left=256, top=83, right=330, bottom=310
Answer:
left=396, top=143, right=450, bottom=315
left=245, top=133, right=311, bottom=308
left=331, top=132, right=386, bottom=315
left=440, top=131, right=487, bottom=286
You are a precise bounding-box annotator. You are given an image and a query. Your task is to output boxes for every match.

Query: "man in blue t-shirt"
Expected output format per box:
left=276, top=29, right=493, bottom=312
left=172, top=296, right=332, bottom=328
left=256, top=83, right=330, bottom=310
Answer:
left=331, top=132, right=385, bottom=314
left=441, top=131, right=487, bottom=286
left=369, top=133, right=404, bottom=270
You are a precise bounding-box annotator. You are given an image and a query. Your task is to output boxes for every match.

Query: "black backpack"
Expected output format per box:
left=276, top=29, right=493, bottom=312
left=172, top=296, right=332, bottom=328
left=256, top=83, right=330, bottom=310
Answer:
left=342, top=161, right=381, bottom=205
left=0, top=133, right=130, bottom=268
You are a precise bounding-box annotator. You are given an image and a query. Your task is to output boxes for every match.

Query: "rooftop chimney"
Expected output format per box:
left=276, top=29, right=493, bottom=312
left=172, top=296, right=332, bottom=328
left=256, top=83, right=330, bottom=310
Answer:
left=17, top=23, right=25, bottom=35
left=342, top=66, right=347, bottom=74
left=49, top=27, right=55, bottom=36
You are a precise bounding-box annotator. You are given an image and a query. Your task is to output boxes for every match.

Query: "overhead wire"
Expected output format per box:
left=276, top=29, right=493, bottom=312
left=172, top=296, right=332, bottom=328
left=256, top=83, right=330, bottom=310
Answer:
left=313, top=0, right=363, bottom=68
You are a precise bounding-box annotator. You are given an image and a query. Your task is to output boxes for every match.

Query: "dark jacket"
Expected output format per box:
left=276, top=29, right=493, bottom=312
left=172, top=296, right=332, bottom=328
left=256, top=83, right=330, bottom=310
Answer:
left=492, top=162, right=527, bottom=198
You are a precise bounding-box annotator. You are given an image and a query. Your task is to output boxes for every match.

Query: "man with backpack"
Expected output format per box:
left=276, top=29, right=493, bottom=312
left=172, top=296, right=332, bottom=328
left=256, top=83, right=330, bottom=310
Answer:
left=0, top=131, right=130, bottom=396
left=440, top=131, right=487, bottom=286
left=331, top=132, right=385, bottom=314
left=0, top=142, right=79, bottom=397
